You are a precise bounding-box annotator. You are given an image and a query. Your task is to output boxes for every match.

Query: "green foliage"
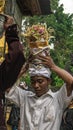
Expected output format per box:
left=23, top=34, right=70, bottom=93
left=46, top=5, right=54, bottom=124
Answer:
left=20, top=73, right=31, bottom=86
left=51, top=73, right=64, bottom=88
left=51, top=0, right=59, bottom=11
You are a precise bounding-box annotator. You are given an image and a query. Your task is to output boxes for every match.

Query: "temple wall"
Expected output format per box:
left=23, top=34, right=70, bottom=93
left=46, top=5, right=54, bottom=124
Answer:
left=5, top=0, right=22, bottom=30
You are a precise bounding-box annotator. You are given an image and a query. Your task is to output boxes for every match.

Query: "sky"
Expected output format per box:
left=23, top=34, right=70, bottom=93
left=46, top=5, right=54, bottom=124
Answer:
left=59, top=0, right=73, bottom=14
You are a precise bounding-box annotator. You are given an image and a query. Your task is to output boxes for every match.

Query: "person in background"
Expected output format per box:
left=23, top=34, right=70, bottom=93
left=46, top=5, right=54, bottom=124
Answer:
left=60, top=98, right=73, bottom=130
left=5, top=54, right=73, bottom=130
left=7, top=103, right=20, bottom=130
left=0, top=14, right=25, bottom=130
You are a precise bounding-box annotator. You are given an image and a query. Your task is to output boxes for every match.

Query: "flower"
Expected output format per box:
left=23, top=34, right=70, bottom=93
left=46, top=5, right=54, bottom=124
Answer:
left=25, top=24, right=48, bottom=43
left=23, top=24, right=55, bottom=49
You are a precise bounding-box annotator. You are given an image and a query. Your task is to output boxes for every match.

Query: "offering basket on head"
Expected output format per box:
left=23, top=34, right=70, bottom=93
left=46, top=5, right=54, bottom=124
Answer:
left=24, top=24, right=53, bottom=55
left=23, top=24, right=55, bottom=65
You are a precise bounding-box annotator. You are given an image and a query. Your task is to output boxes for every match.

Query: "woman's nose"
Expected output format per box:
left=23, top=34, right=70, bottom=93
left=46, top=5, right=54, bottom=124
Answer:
left=34, top=82, right=39, bottom=89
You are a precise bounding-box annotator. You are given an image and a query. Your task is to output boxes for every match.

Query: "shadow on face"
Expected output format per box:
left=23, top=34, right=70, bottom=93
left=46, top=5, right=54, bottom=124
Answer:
left=30, top=76, right=51, bottom=97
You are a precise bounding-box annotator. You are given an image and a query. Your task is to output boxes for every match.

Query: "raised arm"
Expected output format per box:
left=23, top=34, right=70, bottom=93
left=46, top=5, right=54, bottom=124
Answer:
left=37, top=55, right=73, bottom=96
left=0, top=15, right=25, bottom=91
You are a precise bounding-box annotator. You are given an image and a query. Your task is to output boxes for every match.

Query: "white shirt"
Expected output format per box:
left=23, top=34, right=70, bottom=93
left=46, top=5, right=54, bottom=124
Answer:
left=5, top=84, right=72, bottom=130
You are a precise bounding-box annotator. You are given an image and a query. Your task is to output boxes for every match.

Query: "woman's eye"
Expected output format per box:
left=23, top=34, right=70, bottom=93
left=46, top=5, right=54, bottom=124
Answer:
left=38, top=80, right=43, bottom=83
left=31, top=81, right=35, bottom=84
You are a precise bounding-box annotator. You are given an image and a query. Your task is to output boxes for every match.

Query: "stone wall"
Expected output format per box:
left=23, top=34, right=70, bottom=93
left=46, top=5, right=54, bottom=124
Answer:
left=5, top=0, right=22, bottom=30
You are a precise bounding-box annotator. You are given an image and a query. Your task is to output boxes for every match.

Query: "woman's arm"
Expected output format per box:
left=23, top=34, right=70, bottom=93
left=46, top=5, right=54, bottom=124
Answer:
left=0, top=15, right=25, bottom=91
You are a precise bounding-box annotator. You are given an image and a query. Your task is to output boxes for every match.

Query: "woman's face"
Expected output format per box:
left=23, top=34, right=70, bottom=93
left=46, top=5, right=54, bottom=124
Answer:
left=30, top=76, right=51, bottom=97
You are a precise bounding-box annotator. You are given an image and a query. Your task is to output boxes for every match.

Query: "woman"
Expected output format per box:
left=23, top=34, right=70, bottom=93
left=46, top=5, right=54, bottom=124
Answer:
left=0, top=14, right=25, bottom=130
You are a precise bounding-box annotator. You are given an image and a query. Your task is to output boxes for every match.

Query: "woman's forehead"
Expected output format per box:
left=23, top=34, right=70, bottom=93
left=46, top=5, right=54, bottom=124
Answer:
left=30, top=76, right=47, bottom=80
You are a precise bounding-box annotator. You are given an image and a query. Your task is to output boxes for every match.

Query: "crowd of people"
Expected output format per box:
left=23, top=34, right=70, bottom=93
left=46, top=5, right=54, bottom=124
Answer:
left=0, top=14, right=73, bottom=130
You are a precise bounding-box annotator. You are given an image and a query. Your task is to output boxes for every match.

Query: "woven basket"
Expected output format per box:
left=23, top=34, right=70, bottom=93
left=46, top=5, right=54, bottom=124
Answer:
left=29, top=41, right=48, bottom=48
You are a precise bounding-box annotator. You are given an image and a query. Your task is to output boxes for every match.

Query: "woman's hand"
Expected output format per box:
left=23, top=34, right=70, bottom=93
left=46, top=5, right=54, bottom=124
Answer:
left=36, top=54, right=56, bottom=69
